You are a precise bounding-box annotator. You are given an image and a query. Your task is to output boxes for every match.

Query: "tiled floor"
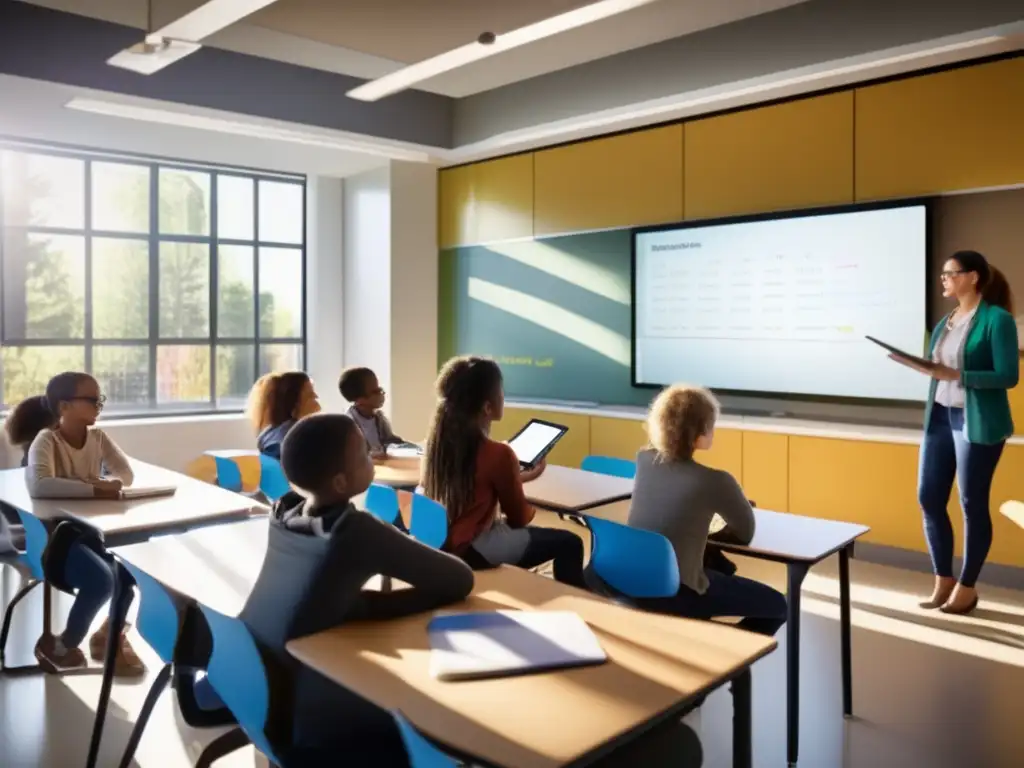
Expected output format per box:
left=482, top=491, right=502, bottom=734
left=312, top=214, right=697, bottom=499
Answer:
left=3, top=518, right=1024, bottom=767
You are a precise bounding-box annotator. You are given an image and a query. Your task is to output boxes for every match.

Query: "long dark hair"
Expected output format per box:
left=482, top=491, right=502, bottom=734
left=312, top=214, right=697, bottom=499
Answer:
left=951, top=250, right=1015, bottom=314
left=422, top=357, right=504, bottom=522
left=246, top=371, right=311, bottom=433
left=4, top=371, right=93, bottom=447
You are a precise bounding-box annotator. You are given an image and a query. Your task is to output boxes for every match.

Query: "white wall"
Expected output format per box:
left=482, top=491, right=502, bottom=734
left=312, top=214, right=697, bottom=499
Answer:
left=389, top=162, right=439, bottom=442
left=306, top=176, right=346, bottom=414
left=341, top=163, right=439, bottom=442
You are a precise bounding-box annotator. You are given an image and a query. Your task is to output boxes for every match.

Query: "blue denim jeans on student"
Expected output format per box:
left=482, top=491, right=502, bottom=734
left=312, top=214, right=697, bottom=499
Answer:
left=918, top=403, right=1005, bottom=588
left=641, top=569, right=788, bottom=636
left=62, top=541, right=115, bottom=647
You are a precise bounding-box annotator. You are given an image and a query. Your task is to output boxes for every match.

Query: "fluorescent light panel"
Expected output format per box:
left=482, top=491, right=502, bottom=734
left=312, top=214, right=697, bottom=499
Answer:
left=64, top=98, right=432, bottom=163
left=107, top=40, right=202, bottom=75
left=347, top=0, right=661, bottom=101
left=158, top=0, right=282, bottom=42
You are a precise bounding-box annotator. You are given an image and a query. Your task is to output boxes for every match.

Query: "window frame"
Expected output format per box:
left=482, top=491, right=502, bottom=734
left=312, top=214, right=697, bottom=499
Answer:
left=0, top=141, right=307, bottom=418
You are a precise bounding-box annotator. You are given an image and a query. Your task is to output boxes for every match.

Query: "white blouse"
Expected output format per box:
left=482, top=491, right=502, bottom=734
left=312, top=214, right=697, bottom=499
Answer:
left=933, top=307, right=977, bottom=409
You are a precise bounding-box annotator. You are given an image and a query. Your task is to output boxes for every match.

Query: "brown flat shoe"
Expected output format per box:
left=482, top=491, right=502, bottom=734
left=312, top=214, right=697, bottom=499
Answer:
left=34, top=634, right=87, bottom=674
left=89, top=625, right=146, bottom=678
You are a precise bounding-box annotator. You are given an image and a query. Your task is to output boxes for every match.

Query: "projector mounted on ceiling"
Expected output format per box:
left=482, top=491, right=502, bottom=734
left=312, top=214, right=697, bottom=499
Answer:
left=107, top=0, right=281, bottom=75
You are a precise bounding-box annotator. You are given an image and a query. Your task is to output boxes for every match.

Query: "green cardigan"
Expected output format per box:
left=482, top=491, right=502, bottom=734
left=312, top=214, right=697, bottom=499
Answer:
left=924, top=300, right=1019, bottom=444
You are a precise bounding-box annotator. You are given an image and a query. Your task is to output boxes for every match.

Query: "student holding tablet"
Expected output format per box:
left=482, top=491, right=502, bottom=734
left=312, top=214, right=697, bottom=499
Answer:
left=422, top=357, right=586, bottom=587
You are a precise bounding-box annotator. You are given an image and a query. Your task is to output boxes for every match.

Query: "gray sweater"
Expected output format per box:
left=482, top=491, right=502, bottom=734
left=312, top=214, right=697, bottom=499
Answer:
left=627, top=449, right=755, bottom=594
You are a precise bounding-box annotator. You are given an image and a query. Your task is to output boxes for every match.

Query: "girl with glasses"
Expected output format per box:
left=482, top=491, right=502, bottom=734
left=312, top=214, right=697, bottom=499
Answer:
left=3, top=371, right=143, bottom=675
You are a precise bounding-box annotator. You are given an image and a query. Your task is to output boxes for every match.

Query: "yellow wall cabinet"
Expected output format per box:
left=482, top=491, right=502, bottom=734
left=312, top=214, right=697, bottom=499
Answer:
left=855, top=57, right=1024, bottom=200
left=684, top=92, right=854, bottom=220
left=533, top=125, right=684, bottom=236
left=438, top=154, right=534, bottom=248
left=742, top=432, right=789, bottom=512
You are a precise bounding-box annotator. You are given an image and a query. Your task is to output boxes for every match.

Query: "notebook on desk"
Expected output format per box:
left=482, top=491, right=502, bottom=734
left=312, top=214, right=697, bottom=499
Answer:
left=428, top=610, right=606, bottom=681
left=120, top=485, right=177, bottom=500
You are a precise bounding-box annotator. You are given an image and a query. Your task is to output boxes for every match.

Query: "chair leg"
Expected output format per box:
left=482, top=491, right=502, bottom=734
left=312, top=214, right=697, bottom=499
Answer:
left=118, top=663, right=172, bottom=768
left=0, top=579, right=41, bottom=671
left=194, top=727, right=251, bottom=768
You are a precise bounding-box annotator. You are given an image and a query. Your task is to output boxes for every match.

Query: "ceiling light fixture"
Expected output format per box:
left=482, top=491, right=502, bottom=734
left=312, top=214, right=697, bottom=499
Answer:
left=108, top=0, right=282, bottom=75
left=346, top=0, right=662, bottom=102
left=64, top=98, right=433, bottom=163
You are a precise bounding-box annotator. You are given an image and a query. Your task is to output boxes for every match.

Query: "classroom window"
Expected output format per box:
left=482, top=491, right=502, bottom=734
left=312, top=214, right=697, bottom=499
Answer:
left=0, top=144, right=306, bottom=416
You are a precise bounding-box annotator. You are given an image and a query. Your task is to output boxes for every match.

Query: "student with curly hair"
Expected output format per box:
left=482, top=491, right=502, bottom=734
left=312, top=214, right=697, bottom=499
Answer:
left=246, top=371, right=321, bottom=460
left=628, top=384, right=786, bottom=636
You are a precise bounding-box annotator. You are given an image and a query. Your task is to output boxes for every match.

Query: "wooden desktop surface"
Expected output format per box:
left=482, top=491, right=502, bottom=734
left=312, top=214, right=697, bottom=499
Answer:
left=0, top=461, right=261, bottom=536
left=112, top=517, right=269, bottom=617
left=372, top=456, right=422, bottom=487
left=287, top=566, right=775, bottom=768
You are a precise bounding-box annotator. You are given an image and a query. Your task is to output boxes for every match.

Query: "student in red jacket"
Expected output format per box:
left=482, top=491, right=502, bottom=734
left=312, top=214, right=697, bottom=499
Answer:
left=421, top=356, right=585, bottom=587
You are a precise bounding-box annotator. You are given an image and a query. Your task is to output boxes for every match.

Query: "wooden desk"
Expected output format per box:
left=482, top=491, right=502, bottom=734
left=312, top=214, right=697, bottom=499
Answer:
left=372, top=456, right=422, bottom=489
left=0, top=462, right=262, bottom=540
left=112, top=517, right=269, bottom=617
left=524, top=465, right=633, bottom=513
left=287, top=566, right=774, bottom=768
left=581, top=503, right=868, bottom=766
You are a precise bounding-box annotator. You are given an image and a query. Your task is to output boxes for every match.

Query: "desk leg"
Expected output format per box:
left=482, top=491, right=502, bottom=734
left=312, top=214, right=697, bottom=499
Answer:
left=786, top=563, right=809, bottom=766
left=85, top=562, right=133, bottom=768
left=731, top=668, right=752, bottom=768
left=839, top=545, right=853, bottom=718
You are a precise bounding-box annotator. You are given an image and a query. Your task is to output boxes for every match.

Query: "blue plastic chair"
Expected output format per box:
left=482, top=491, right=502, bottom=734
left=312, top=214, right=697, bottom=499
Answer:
left=115, top=561, right=181, bottom=768
left=394, top=711, right=457, bottom=767
left=0, top=509, right=48, bottom=673
left=365, top=483, right=400, bottom=525
left=584, top=516, right=679, bottom=599
left=198, top=604, right=284, bottom=766
left=409, top=494, right=448, bottom=550
left=211, top=455, right=244, bottom=493
left=581, top=455, right=637, bottom=479
left=258, top=455, right=291, bottom=502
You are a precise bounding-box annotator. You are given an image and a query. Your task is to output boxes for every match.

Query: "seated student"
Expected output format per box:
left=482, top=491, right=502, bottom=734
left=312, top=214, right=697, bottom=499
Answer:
left=422, top=356, right=586, bottom=588
left=339, top=367, right=403, bottom=458
left=8, top=372, right=144, bottom=674
left=628, top=385, right=787, bottom=637
left=247, top=371, right=321, bottom=460
left=238, top=413, right=473, bottom=763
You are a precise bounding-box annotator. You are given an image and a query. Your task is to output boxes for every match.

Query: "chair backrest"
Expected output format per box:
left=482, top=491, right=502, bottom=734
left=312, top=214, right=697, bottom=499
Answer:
left=393, top=711, right=456, bottom=767
left=585, top=516, right=679, bottom=599
left=258, top=454, right=291, bottom=502
left=199, top=604, right=282, bottom=765
left=410, top=494, right=448, bottom=550
left=211, top=456, right=244, bottom=493
left=120, top=560, right=180, bottom=663
left=581, top=455, right=637, bottom=479
left=365, top=483, right=400, bottom=525
left=15, top=509, right=48, bottom=580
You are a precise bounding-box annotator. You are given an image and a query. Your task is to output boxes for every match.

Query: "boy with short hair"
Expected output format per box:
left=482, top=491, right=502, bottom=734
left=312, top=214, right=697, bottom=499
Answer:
left=338, top=367, right=402, bottom=457
left=238, top=412, right=474, bottom=762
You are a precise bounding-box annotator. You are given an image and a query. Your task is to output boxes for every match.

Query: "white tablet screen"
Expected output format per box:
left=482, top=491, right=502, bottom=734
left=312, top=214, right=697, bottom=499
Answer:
left=508, top=422, right=563, bottom=465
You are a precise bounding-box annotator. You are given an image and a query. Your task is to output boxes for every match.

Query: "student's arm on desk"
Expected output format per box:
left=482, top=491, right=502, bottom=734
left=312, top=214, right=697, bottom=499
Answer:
left=350, top=514, right=474, bottom=620
left=96, top=429, right=134, bottom=486
left=709, top=471, right=755, bottom=545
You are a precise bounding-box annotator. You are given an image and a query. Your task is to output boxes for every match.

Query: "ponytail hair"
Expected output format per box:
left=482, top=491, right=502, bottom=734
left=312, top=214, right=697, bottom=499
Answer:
left=5, top=370, right=93, bottom=448
left=421, top=356, right=504, bottom=522
left=984, top=266, right=1014, bottom=315
left=950, top=250, right=1014, bottom=314
left=4, top=395, right=57, bottom=448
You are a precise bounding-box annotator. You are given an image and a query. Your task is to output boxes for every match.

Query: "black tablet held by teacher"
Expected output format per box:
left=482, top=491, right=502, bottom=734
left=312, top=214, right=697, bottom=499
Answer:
left=507, top=419, right=569, bottom=469
left=865, top=335, right=935, bottom=369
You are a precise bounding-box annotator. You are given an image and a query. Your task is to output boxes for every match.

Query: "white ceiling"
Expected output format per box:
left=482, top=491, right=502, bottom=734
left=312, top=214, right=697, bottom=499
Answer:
left=22, top=0, right=810, bottom=97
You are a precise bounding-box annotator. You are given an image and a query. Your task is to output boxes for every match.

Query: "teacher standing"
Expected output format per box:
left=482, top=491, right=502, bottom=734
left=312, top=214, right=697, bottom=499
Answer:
left=892, top=250, right=1018, bottom=614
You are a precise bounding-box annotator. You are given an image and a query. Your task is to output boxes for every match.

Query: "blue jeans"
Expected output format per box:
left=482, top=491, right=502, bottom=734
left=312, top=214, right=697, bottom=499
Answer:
left=919, top=403, right=1005, bottom=587
left=641, top=569, right=788, bottom=636
left=62, top=541, right=115, bottom=647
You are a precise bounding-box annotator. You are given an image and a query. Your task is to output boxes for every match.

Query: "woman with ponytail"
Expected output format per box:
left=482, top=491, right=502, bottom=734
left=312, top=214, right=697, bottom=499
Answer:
left=889, top=250, right=1019, bottom=614
left=422, top=357, right=586, bottom=587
